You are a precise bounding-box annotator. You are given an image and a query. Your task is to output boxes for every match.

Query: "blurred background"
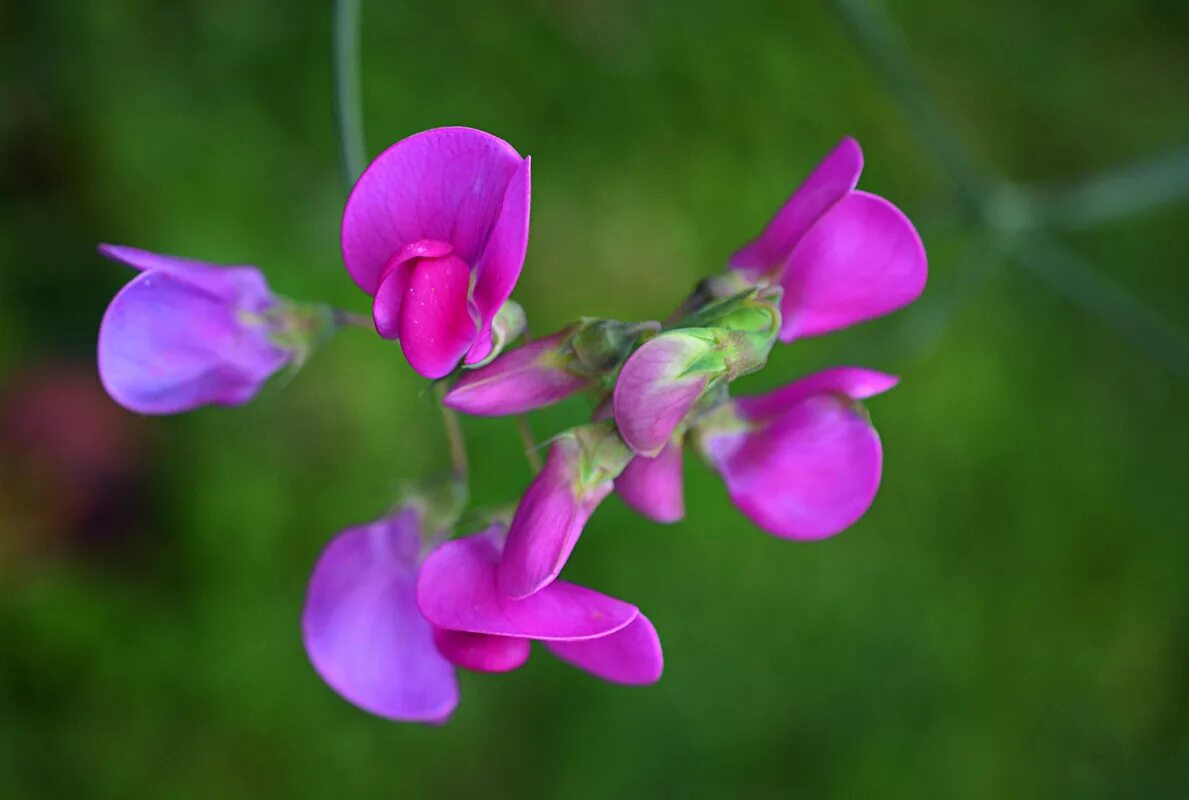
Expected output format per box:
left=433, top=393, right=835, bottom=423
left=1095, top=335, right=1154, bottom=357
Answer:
left=2, top=0, right=1186, bottom=797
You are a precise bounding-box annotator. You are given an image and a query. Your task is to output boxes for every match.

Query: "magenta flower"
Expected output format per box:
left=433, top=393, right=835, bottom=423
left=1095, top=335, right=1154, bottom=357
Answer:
left=442, top=333, right=589, bottom=416
left=419, top=529, right=663, bottom=685
left=730, top=137, right=927, bottom=342
left=697, top=367, right=899, bottom=539
left=302, top=508, right=459, bottom=723
left=97, top=244, right=291, bottom=415
left=498, top=424, right=632, bottom=599
left=340, top=127, right=531, bottom=379
left=302, top=510, right=661, bottom=723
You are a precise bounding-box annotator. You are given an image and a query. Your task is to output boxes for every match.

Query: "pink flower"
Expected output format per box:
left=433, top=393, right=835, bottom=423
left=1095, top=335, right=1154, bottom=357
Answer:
left=96, top=244, right=290, bottom=415
left=730, top=137, right=927, bottom=342
left=697, top=367, right=899, bottom=539
left=442, top=332, right=589, bottom=416
left=340, top=127, right=531, bottom=379
left=302, top=510, right=662, bottom=723
left=615, top=436, right=686, bottom=524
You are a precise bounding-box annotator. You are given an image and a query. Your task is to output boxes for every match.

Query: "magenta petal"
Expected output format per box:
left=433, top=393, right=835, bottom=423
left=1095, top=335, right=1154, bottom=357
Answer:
left=613, top=332, right=712, bottom=457
left=616, top=437, right=685, bottom=523
left=371, top=240, right=455, bottom=339
left=780, top=190, right=927, bottom=341
left=735, top=367, right=899, bottom=421
left=546, top=613, right=664, bottom=685
left=97, top=270, right=289, bottom=415
left=302, top=510, right=459, bottom=723
left=498, top=439, right=611, bottom=599
left=706, top=396, right=883, bottom=539
left=397, top=253, right=478, bottom=379
left=418, top=532, right=637, bottom=641
left=729, top=137, right=863, bottom=273
left=444, top=334, right=588, bottom=416
left=432, top=628, right=532, bottom=673
left=466, top=157, right=531, bottom=366
left=341, top=127, right=525, bottom=294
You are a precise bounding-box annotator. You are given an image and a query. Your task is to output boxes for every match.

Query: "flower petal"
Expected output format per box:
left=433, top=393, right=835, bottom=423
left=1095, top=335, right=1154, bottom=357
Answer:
left=418, top=531, right=637, bottom=641
left=497, top=437, right=610, bottom=599
left=432, top=628, right=532, bottom=673
left=302, top=510, right=459, bottom=723
left=780, top=190, right=927, bottom=341
left=371, top=240, right=455, bottom=339
left=546, top=613, right=664, bottom=685
left=341, top=127, right=525, bottom=294
left=98, top=243, right=273, bottom=307
left=735, top=367, right=899, bottom=421
left=729, top=137, right=863, bottom=273
left=398, top=253, right=478, bottom=379
left=444, top=333, right=588, bottom=416
left=704, top=395, right=883, bottom=539
left=97, top=271, right=288, bottom=415
left=615, top=437, right=685, bottom=523
left=466, top=157, right=531, bottom=365
left=613, top=331, right=713, bottom=457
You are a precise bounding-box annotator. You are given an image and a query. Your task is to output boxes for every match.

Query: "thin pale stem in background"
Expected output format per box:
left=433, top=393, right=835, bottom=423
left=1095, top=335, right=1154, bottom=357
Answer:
left=435, top=383, right=469, bottom=479
left=333, top=0, right=365, bottom=190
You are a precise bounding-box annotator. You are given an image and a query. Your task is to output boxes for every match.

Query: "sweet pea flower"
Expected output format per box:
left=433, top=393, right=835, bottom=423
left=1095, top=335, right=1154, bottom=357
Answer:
left=498, top=423, right=633, bottom=599
left=695, top=367, right=899, bottom=540
left=615, top=435, right=685, bottom=523
left=97, top=244, right=292, bottom=415
left=340, top=127, right=531, bottom=379
left=419, top=528, right=663, bottom=685
left=302, top=510, right=662, bottom=723
left=729, top=137, right=927, bottom=342
left=443, top=332, right=589, bottom=416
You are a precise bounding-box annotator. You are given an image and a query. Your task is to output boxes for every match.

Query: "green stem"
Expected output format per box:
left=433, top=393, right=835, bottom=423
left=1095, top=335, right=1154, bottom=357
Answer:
left=333, top=0, right=365, bottom=189
left=434, top=383, right=469, bottom=479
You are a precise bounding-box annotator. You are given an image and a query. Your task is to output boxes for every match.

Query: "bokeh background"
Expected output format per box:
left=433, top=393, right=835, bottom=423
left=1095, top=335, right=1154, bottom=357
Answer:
left=2, top=1, right=1187, bottom=797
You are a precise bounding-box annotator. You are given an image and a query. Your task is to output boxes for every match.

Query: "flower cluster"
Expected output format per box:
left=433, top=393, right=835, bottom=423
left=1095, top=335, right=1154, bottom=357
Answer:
left=95, top=128, right=925, bottom=723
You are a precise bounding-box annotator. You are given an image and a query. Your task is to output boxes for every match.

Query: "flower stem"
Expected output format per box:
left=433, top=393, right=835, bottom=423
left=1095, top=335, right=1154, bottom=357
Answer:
left=332, top=308, right=373, bottom=329
left=516, top=416, right=543, bottom=474
left=434, top=383, right=468, bottom=479
left=333, top=0, right=365, bottom=189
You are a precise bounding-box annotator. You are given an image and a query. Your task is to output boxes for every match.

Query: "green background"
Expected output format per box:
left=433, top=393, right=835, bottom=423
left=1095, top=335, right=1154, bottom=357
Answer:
left=2, top=1, right=1186, bottom=797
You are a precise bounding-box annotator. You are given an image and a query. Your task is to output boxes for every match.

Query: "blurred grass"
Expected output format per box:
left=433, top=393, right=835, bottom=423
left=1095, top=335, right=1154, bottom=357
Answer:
left=1, top=0, right=1187, bottom=798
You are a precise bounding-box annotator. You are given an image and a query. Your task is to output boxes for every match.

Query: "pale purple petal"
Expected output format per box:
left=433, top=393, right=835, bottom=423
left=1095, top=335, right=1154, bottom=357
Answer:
left=98, top=243, right=272, bottom=307
left=704, top=395, right=882, bottom=539
left=466, top=157, right=531, bottom=365
left=613, top=332, right=712, bottom=457
left=302, top=510, right=459, bottom=723
left=780, top=190, right=927, bottom=342
left=97, top=271, right=288, bottom=415
left=444, top=333, right=588, bottom=416
left=735, top=367, right=899, bottom=421
left=546, top=613, right=664, bottom=685
left=729, top=137, right=863, bottom=273
left=497, top=438, right=612, bottom=599
left=432, top=628, right=532, bottom=673
left=341, top=127, right=525, bottom=294
left=397, top=253, right=479, bottom=379
left=615, top=437, right=685, bottom=523
left=418, top=531, right=637, bottom=641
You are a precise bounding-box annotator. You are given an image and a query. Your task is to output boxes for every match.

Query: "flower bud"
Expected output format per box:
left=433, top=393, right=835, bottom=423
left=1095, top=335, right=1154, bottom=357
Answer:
left=443, top=331, right=589, bottom=416
left=497, top=422, right=632, bottom=599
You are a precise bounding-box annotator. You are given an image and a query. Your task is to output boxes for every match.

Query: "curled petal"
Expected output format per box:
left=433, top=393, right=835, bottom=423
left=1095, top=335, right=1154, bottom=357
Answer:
left=466, top=157, right=532, bottom=365
left=704, top=396, right=882, bottom=540
left=432, top=628, right=532, bottom=673
left=418, top=531, right=637, bottom=641
left=735, top=367, right=898, bottom=421
left=444, top=333, right=588, bottom=416
left=616, top=437, right=685, bottom=523
left=397, top=253, right=479, bottom=379
left=729, top=137, right=863, bottom=274
left=97, top=270, right=288, bottom=415
left=98, top=243, right=270, bottom=306
left=613, top=331, right=713, bottom=457
left=302, top=510, right=459, bottom=723
left=780, top=191, right=927, bottom=342
left=341, top=127, right=525, bottom=294
left=371, top=239, right=455, bottom=339
left=546, top=613, right=664, bottom=685
left=497, top=438, right=610, bottom=599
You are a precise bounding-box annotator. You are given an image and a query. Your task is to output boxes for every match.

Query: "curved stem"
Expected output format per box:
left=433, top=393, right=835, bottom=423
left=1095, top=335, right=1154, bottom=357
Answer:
left=434, top=383, right=469, bottom=479
left=333, top=0, right=365, bottom=189
left=516, top=416, right=543, bottom=473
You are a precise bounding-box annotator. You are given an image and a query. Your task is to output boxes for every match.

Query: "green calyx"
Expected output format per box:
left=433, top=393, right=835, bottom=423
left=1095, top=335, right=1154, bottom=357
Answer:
left=567, top=421, right=634, bottom=489
left=567, top=319, right=662, bottom=376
